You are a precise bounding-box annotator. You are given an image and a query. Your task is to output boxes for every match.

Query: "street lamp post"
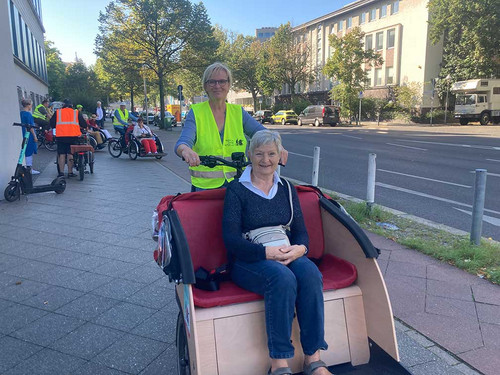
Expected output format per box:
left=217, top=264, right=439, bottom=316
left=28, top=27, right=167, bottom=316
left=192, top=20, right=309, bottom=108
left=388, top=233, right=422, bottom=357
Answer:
left=142, top=64, right=148, bottom=125
left=444, top=74, right=452, bottom=124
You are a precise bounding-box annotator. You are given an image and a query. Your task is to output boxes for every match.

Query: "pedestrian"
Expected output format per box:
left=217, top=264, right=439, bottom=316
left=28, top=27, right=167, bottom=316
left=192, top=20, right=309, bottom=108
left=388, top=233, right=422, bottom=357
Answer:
left=32, top=98, right=50, bottom=130
left=49, top=99, right=87, bottom=177
left=20, top=98, right=39, bottom=174
left=175, top=62, right=288, bottom=192
left=95, top=101, right=105, bottom=128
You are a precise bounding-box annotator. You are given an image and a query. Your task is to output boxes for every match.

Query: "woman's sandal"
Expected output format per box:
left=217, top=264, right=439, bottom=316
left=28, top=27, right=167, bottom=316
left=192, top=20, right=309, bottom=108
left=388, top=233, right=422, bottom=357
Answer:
left=303, top=360, right=332, bottom=375
left=267, top=367, right=292, bottom=375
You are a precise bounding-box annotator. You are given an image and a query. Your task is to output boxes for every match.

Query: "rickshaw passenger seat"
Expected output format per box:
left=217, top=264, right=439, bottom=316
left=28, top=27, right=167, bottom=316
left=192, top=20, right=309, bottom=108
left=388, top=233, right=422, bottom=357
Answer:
left=171, top=187, right=358, bottom=309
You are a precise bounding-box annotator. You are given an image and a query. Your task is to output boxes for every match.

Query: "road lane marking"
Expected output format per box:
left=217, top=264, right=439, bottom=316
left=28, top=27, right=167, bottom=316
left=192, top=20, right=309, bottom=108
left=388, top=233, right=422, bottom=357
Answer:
left=342, top=135, right=362, bottom=139
left=386, top=143, right=427, bottom=151
left=375, top=182, right=500, bottom=215
left=288, top=151, right=314, bottom=159
left=398, top=139, right=500, bottom=151
left=378, top=169, right=470, bottom=188
left=453, top=208, right=500, bottom=227
left=486, top=159, right=500, bottom=162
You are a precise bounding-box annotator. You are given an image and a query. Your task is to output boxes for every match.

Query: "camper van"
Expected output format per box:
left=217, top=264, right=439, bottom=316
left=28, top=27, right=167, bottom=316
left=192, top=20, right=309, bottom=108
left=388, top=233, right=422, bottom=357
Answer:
left=451, top=79, right=500, bottom=125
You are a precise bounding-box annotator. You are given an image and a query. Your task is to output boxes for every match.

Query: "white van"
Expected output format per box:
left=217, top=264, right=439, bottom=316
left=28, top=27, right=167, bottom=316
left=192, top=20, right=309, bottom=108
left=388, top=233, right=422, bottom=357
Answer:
left=451, top=79, right=500, bottom=125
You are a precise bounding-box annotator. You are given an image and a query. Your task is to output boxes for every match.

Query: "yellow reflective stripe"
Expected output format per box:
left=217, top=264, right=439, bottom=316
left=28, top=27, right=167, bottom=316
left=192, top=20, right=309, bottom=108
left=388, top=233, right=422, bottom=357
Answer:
left=190, top=170, right=226, bottom=178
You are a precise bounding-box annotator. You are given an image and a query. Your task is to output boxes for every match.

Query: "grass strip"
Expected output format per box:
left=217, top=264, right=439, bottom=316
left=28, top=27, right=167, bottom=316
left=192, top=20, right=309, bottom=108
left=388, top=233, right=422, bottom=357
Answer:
left=337, top=199, right=500, bottom=285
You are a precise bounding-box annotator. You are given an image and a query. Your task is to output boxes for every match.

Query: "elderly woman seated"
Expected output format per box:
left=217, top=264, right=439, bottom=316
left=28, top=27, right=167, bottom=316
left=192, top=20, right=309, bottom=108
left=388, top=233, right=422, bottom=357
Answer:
left=133, top=117, right=157, bottom=154
left=222, top=130, right=333, bottom=375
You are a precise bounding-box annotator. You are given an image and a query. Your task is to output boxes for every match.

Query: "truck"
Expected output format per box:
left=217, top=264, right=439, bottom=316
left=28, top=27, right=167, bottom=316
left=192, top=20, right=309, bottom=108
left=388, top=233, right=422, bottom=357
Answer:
left=451, top=79, right=500, bottom=125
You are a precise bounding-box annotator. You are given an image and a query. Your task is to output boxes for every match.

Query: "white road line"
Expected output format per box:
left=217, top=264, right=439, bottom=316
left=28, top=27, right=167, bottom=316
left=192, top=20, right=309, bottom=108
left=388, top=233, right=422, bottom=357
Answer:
left=288, top=151, right=314, bottom=159
left=378, top=169, right=471, bottom=188
left=398, top=139, right=500, bottom=151
left=375, top=182, right=500, bottom=215
left=386, top=143, right=427, bottom=151
left=342, top=135, right=362, bottom=139
left=453, top=208, right=500, bottom=227
left=486, top=159, right=500, bottom=163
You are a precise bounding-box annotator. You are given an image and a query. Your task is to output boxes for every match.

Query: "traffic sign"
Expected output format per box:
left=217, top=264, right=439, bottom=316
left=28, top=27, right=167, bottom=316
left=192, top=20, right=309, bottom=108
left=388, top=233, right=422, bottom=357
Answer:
left=358, top=91, right=363, bottom=99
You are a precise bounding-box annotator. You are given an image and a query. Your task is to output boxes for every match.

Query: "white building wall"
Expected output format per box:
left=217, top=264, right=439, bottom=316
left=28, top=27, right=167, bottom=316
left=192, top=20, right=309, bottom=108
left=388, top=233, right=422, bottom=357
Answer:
left=0, top=0, right=25, bottom=191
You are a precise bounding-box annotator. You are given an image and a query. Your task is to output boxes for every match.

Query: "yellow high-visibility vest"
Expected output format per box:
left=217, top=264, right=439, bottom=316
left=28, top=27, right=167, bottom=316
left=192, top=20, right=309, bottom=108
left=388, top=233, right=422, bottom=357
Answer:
left=189, top=101, right=246, bottom=189
left=33, top=104, right=46, bottom=120
left=113, top=108, right=129, bottom=127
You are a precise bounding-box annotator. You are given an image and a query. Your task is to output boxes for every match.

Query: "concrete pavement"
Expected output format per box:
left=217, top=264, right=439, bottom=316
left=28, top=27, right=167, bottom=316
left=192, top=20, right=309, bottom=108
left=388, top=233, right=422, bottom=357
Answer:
left=0, top=127, right=497, bottom=374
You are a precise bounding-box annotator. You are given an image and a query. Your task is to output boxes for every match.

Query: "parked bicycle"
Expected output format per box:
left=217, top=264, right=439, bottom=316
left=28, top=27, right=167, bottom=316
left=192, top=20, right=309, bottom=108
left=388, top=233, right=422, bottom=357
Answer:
left=35, top=127, right=57, bottom=151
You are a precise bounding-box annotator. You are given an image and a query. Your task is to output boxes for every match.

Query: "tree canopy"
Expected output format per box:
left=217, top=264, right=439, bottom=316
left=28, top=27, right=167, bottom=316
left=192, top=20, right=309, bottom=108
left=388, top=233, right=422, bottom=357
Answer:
left=428, top=0, right=500, bottom=82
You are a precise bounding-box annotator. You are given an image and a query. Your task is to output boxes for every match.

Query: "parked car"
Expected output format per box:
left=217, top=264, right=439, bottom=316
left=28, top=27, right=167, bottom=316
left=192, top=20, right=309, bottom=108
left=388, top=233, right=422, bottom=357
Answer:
left=253, top=110, right=273, bottom=124
left=271, top=110, right=298, bottom=125
left=140, top=111, right=155, bottom=124
left=154, top=111, right=177, bottom=126
left=298, top=105, right=340, bottom=127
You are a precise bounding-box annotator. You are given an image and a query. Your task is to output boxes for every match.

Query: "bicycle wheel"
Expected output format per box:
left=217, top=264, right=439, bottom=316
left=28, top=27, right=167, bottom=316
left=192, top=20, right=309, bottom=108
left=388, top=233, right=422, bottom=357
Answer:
left=4, top=182, right=20, bottom=202
left=89, top=151, right=95, bottom=174
left=108, top=140, right=122, bottom=158
left=45, top=140, right=57, bottom=152
left=176, top=311, right=191, bottom=375
left=78, top=156, right=84, bottom=181
left=128, top=141, right=138, bottom=160
left=88, top=135, right=98, bottom=151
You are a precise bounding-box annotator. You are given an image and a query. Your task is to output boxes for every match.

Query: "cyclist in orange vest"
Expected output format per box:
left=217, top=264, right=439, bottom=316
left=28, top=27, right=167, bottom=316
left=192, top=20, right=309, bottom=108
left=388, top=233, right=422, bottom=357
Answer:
left=49, top=99, right=87, bottom=177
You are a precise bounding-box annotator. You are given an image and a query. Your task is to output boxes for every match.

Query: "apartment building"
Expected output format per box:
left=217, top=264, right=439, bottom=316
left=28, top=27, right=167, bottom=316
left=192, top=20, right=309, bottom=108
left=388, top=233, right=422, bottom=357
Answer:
left=229, top=0, right=443, bottom=111
left=292, top=0, right=443, bottom=109
left=0, top=0, right=48, bottom=192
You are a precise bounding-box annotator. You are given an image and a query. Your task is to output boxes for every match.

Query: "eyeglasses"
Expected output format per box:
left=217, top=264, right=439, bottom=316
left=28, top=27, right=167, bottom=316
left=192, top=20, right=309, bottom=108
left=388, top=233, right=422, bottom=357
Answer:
left=206, top=79, right=229, bottom=87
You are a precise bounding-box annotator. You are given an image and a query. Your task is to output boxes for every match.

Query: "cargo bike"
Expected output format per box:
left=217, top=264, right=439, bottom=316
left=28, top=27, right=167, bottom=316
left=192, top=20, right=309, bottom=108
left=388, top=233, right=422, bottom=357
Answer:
left=152, top=153, right=408, bottom=375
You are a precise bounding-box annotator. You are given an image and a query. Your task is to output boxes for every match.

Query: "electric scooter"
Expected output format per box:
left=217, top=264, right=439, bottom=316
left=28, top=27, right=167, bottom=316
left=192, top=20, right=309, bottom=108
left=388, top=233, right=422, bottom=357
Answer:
left=4, top=123, right=66, bottom=202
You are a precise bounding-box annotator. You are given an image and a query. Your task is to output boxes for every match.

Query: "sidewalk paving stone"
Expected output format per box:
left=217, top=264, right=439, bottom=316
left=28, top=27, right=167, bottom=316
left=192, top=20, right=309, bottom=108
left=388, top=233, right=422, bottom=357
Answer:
left=0, top=336, right=43, bottom=373
left=0, top=303, right=48, bottom=334
left=0, top=277, right=51, bottom=303
left=73, top=362, right=129, bottom=375
left=21, top=285, right=84, bottom=311
left=93, top=302, right=156, bottom=331
left=92, top=278, right=147, bottom=300
left=55, top=293, right=120, bottom=321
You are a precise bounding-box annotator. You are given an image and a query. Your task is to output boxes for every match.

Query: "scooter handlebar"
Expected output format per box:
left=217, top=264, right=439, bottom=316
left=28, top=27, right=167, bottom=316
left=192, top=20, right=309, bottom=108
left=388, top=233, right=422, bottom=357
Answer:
left=13, top=122, right=37, bottom=129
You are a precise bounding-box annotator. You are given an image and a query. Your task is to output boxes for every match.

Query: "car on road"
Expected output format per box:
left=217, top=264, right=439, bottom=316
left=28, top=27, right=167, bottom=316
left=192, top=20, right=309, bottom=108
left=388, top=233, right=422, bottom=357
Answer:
left=298, top=105, right=340, bottom=127
left=140, top=111, right=155, bottom=124
left=253, top=110, right=273, bottom=124
left=271, top=110, right=298, bottom=125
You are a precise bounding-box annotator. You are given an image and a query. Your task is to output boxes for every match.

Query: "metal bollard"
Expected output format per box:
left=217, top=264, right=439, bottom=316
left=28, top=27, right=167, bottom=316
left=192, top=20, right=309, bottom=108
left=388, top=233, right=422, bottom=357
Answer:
left=312, top=147, right=320, bottom=186
left=367, top=153, right=377, bottom=211
left=470, top=169, right=487, bottom=245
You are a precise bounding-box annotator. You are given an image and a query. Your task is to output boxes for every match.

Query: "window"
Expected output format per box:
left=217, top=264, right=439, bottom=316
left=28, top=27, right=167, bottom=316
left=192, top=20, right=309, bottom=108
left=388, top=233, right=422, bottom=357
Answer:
left=338, top=20, right=343, bottom=31
left=386, top=67, right=394, bottom=84
left=360, top=12, right=366, bottom=24
left=391, top=1, right=399, bottom=14
left=18, top=14, right=26, bottom=62
left=9, top=2, right=18, bottom=56
left=376, top=32, right=384, bottom=50
left=370, top=9, right=376, bottom=21
left=365, top=34, right=373, bottom=50
left=375, top=68, right=383, bottom=86
left=478, top=96, right=486, bottom=103
left=387, top=29, right=395, bottom=48
left=380, top=4, right=387, bottom=18
left=347, top=17, right=352, bottom=29
left=493, top=87, right=500, bottom=94
left=25, top=24, right=31, bottom=69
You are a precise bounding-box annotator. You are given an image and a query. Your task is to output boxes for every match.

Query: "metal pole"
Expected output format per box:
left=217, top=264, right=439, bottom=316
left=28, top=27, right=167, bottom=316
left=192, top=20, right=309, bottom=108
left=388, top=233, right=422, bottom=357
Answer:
left=444, top=88, right=449, bottom=124
left=143, top=73, right=148, bottom=125
left=358, top=98, right=362, bottom=126
left=430, top=94, right=434, bottom=125
left=312, top=147, right=320, bottom=187
left=367, top=153, right=377, bottom=210
left=470, top=169, right=487, bottom=245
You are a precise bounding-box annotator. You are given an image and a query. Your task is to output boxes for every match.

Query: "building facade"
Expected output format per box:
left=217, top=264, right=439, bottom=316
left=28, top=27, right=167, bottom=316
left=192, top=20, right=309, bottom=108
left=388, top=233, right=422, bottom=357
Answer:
left=291, top=0, right=442, bottom=109
left=228, top=0, right=443, bottom=112
left=1, top=0, right=48, bottom=193
left=256, top=27, right=277, bottom=42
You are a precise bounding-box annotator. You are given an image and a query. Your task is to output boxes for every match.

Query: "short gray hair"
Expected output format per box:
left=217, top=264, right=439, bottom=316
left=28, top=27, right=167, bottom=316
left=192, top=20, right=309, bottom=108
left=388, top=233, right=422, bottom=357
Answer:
left=202, top=62, right=232, bottom=89
left=21, top=98, right=32, bottom=107
left=248, top=130, right=283, bottom=156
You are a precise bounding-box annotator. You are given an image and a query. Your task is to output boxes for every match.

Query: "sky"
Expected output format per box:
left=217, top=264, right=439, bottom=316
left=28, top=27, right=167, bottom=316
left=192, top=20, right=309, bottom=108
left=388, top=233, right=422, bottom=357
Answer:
left=42, top=0, right=353, bottom=66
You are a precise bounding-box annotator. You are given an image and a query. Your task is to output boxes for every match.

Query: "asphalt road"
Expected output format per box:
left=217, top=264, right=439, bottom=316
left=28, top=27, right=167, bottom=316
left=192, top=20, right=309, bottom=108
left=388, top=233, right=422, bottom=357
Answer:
left=273, top=123, right=500, bottom=241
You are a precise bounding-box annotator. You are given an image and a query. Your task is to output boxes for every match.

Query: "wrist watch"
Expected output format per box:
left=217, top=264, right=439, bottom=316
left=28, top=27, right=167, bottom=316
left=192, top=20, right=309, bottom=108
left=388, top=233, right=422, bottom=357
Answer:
left=301, top=245, right=309, bottom=256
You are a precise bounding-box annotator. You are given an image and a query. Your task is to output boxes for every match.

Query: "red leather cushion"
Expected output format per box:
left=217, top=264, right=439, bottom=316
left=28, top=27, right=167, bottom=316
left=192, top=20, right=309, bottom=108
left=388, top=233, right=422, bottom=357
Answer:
left=296, top=187, right=325, bottom=259
left=192, top=254, right=357, bottom=308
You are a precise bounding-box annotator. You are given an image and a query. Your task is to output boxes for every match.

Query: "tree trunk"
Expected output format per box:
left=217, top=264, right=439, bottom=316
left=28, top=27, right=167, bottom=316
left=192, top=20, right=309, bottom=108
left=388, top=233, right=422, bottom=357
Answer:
left=251, top=90, right=258, bottom=112
left=158, top=69, right=165, bottom=126
left=130, top=86, right=134, bottom=111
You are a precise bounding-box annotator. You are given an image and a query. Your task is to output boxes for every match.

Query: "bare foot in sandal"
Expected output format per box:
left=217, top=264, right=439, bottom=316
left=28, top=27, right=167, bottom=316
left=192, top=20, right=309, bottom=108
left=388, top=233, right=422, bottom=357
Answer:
left=304, top=351, right=333, bottom=375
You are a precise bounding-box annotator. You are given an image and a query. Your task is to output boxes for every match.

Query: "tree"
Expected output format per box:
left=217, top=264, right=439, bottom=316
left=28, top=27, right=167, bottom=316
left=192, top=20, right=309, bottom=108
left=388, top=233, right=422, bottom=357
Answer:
left=428, top=0, right=500, bottom=85
left=45, top=41, right=66, bottom=100
left=230, top=36, right=265, bottom=111
left=96, top=0, right=217, bottom=123
left=394, top=81, right=422, bottom=120
left=323, top=27, right=383, bottom=119
left=266, top=23, right=315, bottom=102
left=63, top=62, right=102, bottom=111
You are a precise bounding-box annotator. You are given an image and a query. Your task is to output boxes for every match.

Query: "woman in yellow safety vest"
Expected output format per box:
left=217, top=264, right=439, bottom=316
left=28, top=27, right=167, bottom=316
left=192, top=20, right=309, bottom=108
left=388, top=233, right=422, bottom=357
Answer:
left=175, top=62, right=288, bottom=191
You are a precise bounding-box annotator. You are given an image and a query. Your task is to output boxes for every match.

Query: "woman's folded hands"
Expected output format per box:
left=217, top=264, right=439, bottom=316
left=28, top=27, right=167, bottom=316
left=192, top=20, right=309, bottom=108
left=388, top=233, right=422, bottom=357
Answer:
left=266, top=245, right=307, bottom=265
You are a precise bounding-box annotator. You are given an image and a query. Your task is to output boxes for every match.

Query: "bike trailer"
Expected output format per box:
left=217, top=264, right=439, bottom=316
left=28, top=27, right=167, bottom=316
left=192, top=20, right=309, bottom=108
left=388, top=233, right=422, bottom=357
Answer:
left=153, top=185, right=406, bottom=375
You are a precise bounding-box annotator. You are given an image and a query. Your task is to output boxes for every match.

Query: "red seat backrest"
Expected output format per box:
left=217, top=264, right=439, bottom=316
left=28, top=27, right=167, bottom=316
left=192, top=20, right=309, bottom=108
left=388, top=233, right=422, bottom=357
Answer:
left=171, top=186, right=325, bottom=270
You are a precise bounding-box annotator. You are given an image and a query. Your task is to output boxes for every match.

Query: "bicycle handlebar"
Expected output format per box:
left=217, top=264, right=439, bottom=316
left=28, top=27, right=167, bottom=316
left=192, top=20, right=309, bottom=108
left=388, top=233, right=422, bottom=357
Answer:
left=199, top=152, right=250, bottom=179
